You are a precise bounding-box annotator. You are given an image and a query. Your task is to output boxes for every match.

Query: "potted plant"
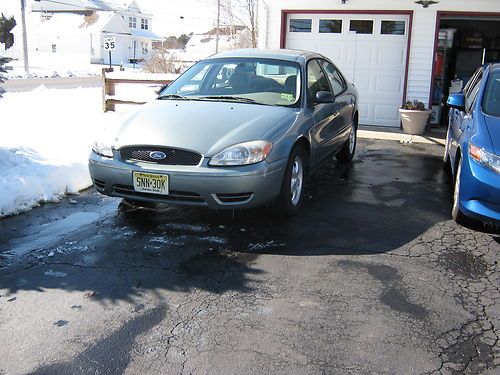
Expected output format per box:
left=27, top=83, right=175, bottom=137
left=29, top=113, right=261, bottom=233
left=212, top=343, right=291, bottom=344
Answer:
left=399, top=100, right=432, bottom=135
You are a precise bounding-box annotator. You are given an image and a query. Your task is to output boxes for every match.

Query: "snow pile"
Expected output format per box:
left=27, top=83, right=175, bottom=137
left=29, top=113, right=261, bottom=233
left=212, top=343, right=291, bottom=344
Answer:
left=0, top=147, right=90, bottom=217
left=0, top=85, right=121, bottom=217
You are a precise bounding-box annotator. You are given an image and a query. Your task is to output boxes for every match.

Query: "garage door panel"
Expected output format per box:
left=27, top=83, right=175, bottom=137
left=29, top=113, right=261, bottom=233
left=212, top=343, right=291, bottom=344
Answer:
left=352, top=73, right=372, bottom=91
left=374, top=105, right=400, bottom=122
left=375, top=76, right=403, bottom=93
left=286, top=13, right=409, bottom=127
left=377, top=46, right=407, bottom=65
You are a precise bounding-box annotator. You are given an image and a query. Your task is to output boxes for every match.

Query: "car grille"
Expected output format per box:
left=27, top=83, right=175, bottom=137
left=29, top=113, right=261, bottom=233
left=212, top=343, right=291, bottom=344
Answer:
left=92, top=179, right=105, bottom=190
left=119, top=146, right=202, bottom=166
left=112, top=184, right=206, bottom=205
left=215, top=192, right=254, bottom=204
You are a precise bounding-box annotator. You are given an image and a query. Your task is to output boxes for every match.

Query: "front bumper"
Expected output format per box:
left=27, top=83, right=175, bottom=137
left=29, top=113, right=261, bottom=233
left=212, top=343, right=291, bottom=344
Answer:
left=88, top=151, right=287, bottom=209
left=459, top=155, right=500, bottom=224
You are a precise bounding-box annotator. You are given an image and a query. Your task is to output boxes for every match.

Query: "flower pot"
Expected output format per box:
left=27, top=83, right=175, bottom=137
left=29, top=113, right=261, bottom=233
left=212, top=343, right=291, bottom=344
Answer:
left=399, top=109, right=432, bottom=135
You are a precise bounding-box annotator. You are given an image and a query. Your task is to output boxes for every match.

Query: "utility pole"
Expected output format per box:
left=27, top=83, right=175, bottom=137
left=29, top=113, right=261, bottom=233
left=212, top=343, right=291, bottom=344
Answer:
left=20, top=0, right=29, bottom=73
left=215, top=0, right=220, bottom=53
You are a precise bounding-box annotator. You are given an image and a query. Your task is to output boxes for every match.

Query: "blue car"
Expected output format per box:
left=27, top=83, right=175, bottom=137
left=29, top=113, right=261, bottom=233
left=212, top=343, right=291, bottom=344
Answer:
left=444, top=63, right=500, bottom=225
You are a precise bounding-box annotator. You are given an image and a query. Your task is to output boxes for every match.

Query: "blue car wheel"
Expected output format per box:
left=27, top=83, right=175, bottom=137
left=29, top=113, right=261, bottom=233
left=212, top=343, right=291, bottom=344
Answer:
left=451, top=158, right=467, bottom=223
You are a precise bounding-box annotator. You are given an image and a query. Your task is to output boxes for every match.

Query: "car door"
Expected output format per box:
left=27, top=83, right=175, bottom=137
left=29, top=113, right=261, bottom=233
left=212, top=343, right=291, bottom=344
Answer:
left=306, top=59, right=339, bottom=166
left=450, top=69, right=483, bottom=173
left=319, top=59, right=354, bottom=151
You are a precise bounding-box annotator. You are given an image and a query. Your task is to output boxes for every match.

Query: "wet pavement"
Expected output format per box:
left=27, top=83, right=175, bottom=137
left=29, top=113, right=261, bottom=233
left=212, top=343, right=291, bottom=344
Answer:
left=0, top=139, right=499, bottom=375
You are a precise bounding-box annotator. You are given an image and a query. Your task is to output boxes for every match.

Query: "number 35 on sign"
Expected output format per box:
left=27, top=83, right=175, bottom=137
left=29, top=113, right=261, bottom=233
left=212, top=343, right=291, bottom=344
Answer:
left=103, top=34, right=116, bottom=50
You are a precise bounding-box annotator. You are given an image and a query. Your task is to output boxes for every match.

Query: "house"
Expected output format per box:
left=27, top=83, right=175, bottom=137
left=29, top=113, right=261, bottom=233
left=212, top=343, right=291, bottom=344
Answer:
left=258, top=0, right=500, bottom=128
left=21, top=0, right=164, bottom=66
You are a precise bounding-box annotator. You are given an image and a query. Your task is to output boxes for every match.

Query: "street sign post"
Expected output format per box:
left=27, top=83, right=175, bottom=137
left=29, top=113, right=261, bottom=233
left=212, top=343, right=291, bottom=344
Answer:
left=103, top=34, right=116, bottom=69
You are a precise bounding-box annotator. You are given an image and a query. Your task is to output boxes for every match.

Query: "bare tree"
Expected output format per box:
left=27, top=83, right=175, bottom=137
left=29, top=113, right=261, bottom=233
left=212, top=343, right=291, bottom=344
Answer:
left=220, top=0, right=258, bottom=48
left=240, top=0, right=258, bottom=48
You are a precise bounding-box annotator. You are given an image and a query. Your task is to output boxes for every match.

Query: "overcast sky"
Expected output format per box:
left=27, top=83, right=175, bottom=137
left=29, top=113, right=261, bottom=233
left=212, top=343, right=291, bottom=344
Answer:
left=0, top=0, right=220, bottom=36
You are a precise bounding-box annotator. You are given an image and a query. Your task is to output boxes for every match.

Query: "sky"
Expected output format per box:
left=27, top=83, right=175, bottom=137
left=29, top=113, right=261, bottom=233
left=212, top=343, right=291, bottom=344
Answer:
left=0, top=0, right=220, bottom=36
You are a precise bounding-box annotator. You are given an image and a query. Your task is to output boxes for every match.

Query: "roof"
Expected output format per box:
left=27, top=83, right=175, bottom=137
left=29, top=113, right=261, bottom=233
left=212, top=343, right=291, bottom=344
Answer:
left=130, top=28, right=164, bottom=41
left=208, top=48, right=318, bottom=62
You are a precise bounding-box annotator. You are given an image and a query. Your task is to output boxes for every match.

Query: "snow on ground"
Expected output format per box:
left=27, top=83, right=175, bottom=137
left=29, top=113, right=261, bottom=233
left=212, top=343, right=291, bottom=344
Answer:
left=0, top=84, right=150, bottom=218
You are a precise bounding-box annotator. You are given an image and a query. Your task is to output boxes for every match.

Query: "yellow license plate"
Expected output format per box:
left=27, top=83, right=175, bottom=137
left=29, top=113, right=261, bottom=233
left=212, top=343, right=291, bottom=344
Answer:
left=132, top=172, right=169, bottom=195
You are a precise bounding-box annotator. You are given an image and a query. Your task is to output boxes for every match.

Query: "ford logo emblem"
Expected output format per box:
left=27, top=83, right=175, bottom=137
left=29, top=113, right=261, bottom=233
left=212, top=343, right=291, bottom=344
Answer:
left=149, top=151, right=167, bottom=160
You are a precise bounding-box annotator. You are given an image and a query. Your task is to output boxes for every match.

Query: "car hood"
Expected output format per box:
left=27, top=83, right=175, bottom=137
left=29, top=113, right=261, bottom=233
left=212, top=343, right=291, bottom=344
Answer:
left=483, top=115, right=500, bottom=154
left=114, top=100, right=295, bottom=156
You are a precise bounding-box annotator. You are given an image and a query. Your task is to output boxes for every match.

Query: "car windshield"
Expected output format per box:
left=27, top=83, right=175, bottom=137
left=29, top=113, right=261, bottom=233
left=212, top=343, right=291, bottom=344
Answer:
left=159, top=58, right=301, bottom=107
left=482, top=71, right=500, bottom=117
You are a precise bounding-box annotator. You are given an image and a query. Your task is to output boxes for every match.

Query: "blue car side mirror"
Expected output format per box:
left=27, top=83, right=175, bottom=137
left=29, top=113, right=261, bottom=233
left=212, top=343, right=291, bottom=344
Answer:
left=447, top=93, right=465, bottom=111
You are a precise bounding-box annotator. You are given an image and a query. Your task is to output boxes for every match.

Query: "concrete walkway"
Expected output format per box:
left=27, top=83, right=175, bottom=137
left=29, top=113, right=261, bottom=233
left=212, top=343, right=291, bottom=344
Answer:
left=358, top=125, right=446, bottom=146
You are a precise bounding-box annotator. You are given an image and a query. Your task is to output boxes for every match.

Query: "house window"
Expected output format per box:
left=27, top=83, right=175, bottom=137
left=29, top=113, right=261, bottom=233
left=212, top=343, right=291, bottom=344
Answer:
left=51, top=44, right=56, bottom=53
left=289, top=19, right=312, bottom=33
left=349, top=20, right=374, bottom=34
left=141, top=42, right=148, bottom=54
left=141, top=18, right=149, bottom=30
left=319, top=19, right=342, bottom=34
left=129, top=16, right=136, bottom=28
left=381, top=20, right=406, bottom=35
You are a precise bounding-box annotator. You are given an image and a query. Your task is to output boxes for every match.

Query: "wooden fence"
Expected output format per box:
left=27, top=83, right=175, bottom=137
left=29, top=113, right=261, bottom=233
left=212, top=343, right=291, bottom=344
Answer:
left=102, top=68, right=178, bottom=112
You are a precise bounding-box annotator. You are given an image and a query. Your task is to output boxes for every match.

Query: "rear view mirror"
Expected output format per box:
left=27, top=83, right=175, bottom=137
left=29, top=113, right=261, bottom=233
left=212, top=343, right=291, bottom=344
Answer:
left=447, top=93, right=465, bottom=111
left=315, top=91, right=335, bottom=104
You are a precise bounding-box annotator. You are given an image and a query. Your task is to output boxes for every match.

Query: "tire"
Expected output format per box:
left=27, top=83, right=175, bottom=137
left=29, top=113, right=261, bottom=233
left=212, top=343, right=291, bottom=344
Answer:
left=443, top=121, right=452, bottom=170
left=336, top=120, right=357, bottom=162
left=274, top=145, right=308, bottom=216
left=451, top=158, right=467, bottom=224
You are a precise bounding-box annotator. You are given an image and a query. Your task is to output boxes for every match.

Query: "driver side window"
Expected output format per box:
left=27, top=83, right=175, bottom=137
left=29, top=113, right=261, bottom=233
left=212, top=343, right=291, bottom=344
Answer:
left=465, top=73, right=482, bottom=113
left=307, top=60, right=330, bottom=103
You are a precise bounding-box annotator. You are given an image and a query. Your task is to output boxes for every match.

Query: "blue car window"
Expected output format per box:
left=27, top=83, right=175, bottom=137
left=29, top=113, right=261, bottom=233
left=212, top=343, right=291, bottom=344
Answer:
left=465, top=72, right=482, bottom=113
left=463, top=67, right=482, bottom=97
left=319, top=60, right=346, bottom=96
left=307, top=60, right=331, bottom=103
left=160, top=58, right=302, bottom=107
left=482, top=71, right=500, bottom=117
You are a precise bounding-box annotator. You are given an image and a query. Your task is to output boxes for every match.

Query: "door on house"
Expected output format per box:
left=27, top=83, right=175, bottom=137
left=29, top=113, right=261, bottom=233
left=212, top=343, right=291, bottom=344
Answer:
left=286, top=13, right=410, bottom=127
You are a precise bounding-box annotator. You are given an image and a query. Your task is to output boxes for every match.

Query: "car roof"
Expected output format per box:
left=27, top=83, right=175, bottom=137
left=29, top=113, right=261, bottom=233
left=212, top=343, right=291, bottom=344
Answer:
left=206, top=48, right=321, bottom=63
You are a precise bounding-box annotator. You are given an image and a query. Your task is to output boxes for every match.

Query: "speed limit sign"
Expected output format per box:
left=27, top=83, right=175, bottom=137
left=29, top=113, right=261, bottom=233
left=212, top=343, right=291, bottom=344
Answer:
left=103, top=34, right=116, bottom=50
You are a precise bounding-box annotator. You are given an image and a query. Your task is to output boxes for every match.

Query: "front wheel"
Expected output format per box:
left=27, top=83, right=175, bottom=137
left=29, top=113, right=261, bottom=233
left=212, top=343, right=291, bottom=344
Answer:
left=336, top=121, right=357, bottom=162
left=274, top=146, right=308, bottom=216
left=451, top=158, right=467, bottom=224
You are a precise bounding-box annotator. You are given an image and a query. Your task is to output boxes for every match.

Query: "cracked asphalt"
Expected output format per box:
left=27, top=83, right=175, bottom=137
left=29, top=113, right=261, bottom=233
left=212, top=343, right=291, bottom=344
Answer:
left=0, top=139, right=499, bottom=375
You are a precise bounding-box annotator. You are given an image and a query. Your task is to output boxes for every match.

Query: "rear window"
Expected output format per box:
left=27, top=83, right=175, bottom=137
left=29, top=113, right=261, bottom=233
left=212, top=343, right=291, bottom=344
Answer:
left=482, top=71, right=500, bottom=117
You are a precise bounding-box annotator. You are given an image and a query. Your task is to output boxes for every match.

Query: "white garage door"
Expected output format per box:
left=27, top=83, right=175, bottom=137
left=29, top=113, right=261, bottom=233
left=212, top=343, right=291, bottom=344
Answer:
left=286, top=13, right=410, bottom=127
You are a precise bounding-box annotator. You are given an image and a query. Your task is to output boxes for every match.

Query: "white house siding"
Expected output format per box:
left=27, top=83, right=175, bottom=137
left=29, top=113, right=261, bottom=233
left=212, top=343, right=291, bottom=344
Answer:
left=260, top=0, right=500, bottom=110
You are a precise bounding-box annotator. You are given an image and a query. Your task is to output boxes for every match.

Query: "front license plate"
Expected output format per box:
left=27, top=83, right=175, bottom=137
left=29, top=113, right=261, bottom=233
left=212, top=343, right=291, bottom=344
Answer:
left=133, top=172, right=169, bottom=195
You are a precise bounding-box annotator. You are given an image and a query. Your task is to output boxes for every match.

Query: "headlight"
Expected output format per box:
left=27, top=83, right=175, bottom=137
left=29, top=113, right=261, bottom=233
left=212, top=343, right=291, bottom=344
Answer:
left=469, top=143, right=500, bottom=174
left=209, top=141, right=273, bottom=166
left=92, top=140, right=114, bottom=158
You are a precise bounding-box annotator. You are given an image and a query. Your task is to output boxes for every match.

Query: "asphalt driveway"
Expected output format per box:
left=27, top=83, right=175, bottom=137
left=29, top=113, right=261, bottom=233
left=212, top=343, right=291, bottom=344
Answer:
left=0, top=139, right=498, bottom=375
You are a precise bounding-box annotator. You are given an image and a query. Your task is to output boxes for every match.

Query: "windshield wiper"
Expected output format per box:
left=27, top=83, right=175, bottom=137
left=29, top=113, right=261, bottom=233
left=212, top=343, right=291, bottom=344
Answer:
left=157, top=94, right=189, bottom=100
left=198, top=96, right=262, bottom=104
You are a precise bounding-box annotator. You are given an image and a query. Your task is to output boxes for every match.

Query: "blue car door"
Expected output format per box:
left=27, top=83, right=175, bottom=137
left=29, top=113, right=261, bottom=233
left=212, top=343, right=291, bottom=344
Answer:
left=449, top=69, right=483, bottom=172
left=306, top=59, right=339, bottom=165
left=319, top=59, right=354, bottom=151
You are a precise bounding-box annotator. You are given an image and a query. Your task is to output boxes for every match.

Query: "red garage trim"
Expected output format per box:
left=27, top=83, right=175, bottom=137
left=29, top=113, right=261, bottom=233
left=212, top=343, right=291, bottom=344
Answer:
left=280, top=10, right=414, bottom=104
left=430, top=11, right=500, bottom=108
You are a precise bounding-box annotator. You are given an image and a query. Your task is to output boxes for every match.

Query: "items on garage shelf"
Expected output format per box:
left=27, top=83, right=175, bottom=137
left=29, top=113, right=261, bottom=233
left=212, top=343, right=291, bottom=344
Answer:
left=432, top=28, right=456, bottom=125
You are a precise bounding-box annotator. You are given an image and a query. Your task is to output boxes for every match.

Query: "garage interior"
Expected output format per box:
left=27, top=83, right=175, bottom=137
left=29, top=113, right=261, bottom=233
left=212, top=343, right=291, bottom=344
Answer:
left=432, top=15, right=500, bottom=126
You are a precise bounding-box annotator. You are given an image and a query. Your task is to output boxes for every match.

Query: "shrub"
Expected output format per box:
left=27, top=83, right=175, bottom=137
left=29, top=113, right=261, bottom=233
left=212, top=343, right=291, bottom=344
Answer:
left=401, top=100, right=427, bottom=111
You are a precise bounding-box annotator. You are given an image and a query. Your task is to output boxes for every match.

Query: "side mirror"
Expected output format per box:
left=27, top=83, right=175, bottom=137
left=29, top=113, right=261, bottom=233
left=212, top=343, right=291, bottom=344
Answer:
left=315, top=90, right=335, bottom=104
left=447, top=93, right=465, bottom=111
